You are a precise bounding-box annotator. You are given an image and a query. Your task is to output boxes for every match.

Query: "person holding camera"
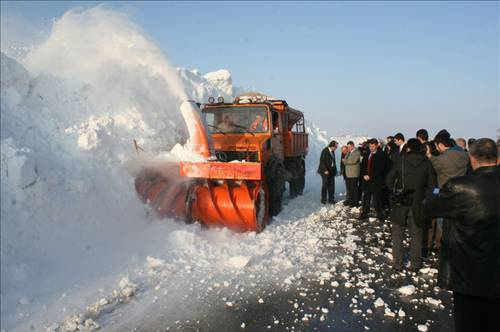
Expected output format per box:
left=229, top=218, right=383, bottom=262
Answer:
left=386, top=138, right=436, bottom=271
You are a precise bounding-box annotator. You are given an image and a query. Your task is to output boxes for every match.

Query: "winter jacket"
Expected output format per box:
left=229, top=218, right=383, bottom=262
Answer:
left=423, top=165, right=500, bottom=298
left=430, top=148, right=469, bottom=188
left=342, top=149, right=361, bottom=178
left=317, top=147, right=337, bottom=176
left=360, top=148, right=389, bottom=182
left=386, top=152, right=436, bottom=227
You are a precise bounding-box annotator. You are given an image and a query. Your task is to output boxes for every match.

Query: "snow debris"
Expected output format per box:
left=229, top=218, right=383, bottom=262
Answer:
left=114, top=277, right=138, bottom=298
left=384, top=307, right=396, bottom=318
left=398, top=285, right=416, bottom=296
left=418, top=324, right=429, bottom=331
left=425, top=297, right=442, bottom=306
left=398, top=308, right=406, bottom=318
left=57, top=315, right=99, bottom=332
left=374, top=297, right=385, bottom=308
left=419, top=267, right=439, bottom=275
left=146, top=256, right=165, bottom=269
left=226, top=256, right=250, bottom=270
left=240, top=322, right=246, bottom=328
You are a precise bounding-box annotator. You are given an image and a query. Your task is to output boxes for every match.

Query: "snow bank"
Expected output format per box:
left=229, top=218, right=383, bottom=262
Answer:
left=0, top=6, right=238, bottom=329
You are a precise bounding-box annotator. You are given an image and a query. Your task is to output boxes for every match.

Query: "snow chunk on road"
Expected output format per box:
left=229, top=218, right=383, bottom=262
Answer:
left=418, top=324, right=429, bottom=331
left=425, top=297, right=442, bottom=306
left=115, top=277, right=138, bottom=298
left=384, top=307, right=395, bottom=317
left=374, top=297, right=385, bottom=307
left=225, top=256, right=250, bottom=269
left=398, top=285, right=416, bottom=296
left=419, top=267, right=438, bottom=275
left=147, top=256, right=165, bottom=269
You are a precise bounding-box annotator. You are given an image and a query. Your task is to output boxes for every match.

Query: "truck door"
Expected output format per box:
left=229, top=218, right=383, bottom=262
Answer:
left=270, top=111, right=284, bottom=157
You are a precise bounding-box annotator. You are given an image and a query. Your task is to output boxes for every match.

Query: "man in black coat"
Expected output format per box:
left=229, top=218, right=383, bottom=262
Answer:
left=424, top=138, right=500, bottom=332
left=359, top=138, right=389, bottom=220
left=386, top=139, right=436, bottom=271
left=317, top=140, right=338, bottom=204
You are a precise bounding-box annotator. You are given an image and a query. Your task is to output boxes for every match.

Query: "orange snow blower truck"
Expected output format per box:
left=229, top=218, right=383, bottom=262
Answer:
left=135, top=94, right=308, bottom=232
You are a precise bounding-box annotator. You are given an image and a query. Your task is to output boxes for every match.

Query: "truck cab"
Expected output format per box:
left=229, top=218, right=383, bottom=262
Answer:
left=202, top=95, right=308, bottom=213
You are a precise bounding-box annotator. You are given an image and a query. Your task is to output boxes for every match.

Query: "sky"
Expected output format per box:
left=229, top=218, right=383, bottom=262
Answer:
left=1, top=1, right=499, bottom=140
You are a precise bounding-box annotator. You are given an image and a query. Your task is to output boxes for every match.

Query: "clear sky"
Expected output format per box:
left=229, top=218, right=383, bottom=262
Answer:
left=1, top=1, right=499, bottom=140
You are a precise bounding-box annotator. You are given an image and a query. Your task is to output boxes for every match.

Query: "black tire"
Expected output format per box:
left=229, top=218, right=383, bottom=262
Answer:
left=288, top=161, right=298, bottom=199
left=268, top=164, right=286, bottom=217
left=254, top=184, right=268, bottom=233
left=297, top=160, right=305, bottom=195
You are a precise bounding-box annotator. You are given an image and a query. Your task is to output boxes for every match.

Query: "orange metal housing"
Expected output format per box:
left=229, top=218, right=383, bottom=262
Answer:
left=180, top=161, right=262, bottom=180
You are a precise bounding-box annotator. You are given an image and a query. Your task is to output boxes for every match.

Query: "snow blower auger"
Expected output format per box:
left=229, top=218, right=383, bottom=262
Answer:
left=135, top=93, right=308, bottom=232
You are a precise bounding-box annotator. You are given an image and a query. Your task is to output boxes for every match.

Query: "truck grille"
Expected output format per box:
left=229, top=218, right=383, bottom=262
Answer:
left=215, top=151, right=259, bottom=162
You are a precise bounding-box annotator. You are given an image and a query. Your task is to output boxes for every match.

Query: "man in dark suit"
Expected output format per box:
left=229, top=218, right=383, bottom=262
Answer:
left=386, top=139, right=436, bottom=271
left=317, top=140, right=338, bottom=204
left=424, top=138, right=499, bottom=332
left=359, top=138, right=389, bottom=220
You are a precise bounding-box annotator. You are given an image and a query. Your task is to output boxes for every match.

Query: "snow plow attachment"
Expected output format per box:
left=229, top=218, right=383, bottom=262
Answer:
left=134, top=163, right=268, bottom=232
left=134, top=100, right=268, bottom=232
left=134, top=165, right=194, bottom=220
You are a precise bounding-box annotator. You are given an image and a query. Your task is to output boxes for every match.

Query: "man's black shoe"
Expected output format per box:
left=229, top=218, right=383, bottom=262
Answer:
left=321, top=200, right=327, bottom=204
left=343, top=200, right=351, bottom=206
left=357, top=214, right=368, bottom=220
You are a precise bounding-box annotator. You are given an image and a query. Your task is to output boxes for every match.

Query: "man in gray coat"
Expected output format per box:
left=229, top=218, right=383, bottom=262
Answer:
left=426, top=133, right=469, bottom=188
left=342, top=141, right=361, bottom=207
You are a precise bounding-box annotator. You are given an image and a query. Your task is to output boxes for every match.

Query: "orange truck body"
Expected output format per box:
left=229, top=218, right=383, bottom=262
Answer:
left=136, top=97, right=308, bottom=232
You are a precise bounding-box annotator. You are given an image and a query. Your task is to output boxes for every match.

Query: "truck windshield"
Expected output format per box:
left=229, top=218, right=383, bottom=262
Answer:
left=203, top=106, right=269, bottom=134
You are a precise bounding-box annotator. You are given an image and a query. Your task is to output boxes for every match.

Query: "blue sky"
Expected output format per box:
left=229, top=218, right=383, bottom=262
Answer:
left=1, top=1, right=498, bottom=139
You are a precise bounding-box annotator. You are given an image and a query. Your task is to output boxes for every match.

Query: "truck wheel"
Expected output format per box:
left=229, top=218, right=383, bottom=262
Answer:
left=298, top=160, right=305, bottom=195
left=269, top=165, right=285, bottom=216
left=288, top=161, right=298, bottom=199
left=255, top=186, right=268, bottom=232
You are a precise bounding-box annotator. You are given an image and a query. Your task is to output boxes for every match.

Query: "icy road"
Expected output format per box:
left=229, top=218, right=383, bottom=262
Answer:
left=51, top=190, right=453, bottom=332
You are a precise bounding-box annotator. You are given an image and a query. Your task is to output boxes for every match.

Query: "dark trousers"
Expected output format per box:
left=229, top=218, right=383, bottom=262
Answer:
left=361, top=179, right=384, bottom=219
left=345, top=177, right=359, bottom=206
left=321, top=175, right=335, bottom=203
left=391, top=208, right=423, bottom=270
left=453, top=292, right=499, bottom=332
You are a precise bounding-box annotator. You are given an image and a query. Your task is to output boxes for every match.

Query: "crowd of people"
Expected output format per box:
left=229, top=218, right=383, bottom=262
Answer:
left=317, top=130, right=500, bottom=332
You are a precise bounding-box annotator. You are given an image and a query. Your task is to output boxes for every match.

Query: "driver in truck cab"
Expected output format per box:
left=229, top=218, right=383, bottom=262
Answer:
left=219, top=114, right=236, bottom=132
left=249, top=114, right=268, bottom=132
